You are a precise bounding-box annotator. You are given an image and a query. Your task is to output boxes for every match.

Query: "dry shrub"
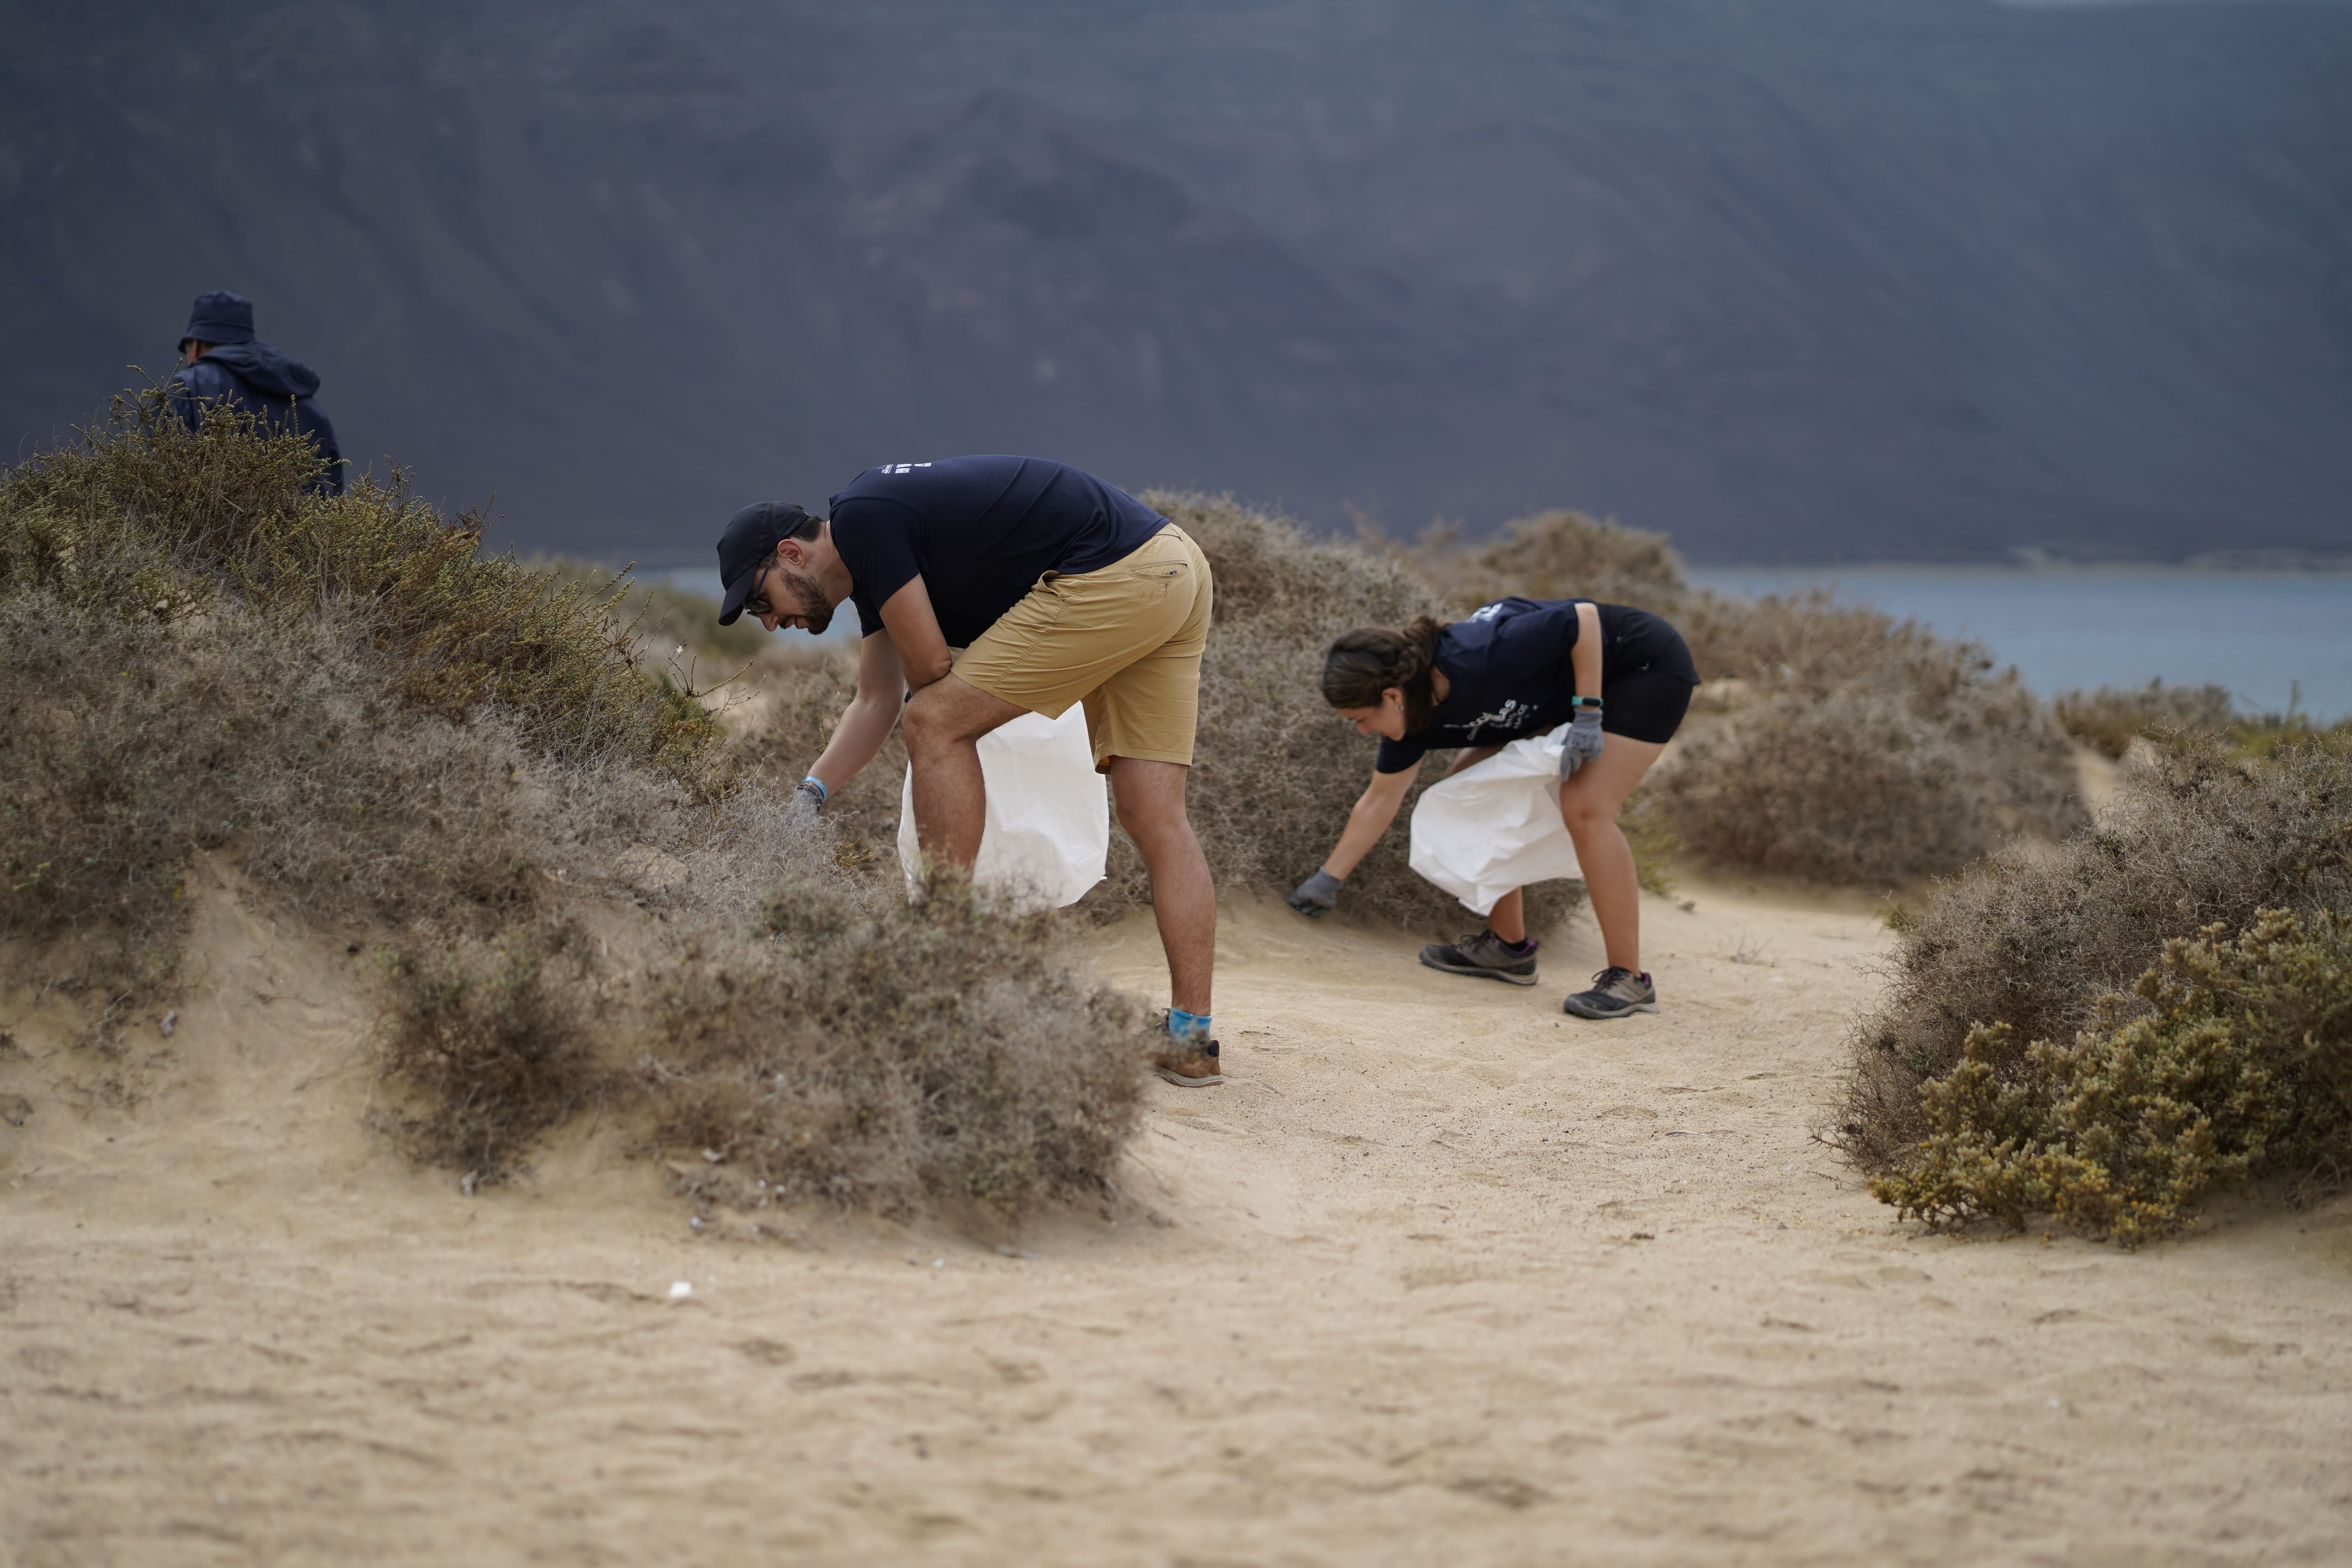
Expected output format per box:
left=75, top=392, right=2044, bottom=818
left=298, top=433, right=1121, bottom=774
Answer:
left=1662, top=595, right=2083, bottom=883
left=0, top=395, right=1142, bottom=1217
left=1839, top=729, right=2352, bottom=1168
left=526, top=554, right=770, bottom=666
left=1, top=387, right=728, bottom=792
left=1654, top=677, right=2082, bottom=886
left=1138, top=492, right=1581, bottom=936
left=0, top=599, right=546, bottom=988
left=2055, top=679, right=2237, bottom=759
left=722, top=643, right=910, bottom=863
left=1871, top=909, right=2352, bottom=1245
left=383, top=915, right=600, bottom=1180
left=1404, top=509, right=2086, bottom=887
left=1421, top=508, right=1689, bottom=614
left=644, top=887, right=1141, bottom=1212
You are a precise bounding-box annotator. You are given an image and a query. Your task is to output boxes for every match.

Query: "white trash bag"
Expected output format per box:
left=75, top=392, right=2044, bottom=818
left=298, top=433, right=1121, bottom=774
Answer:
left=1407, top=724, right=1582, bottom=915
left=898, top=703, right=1108, bottom=911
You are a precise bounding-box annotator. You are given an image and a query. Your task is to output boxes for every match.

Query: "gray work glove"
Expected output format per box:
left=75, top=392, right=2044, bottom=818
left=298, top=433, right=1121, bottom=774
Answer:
left=1287, top=866, right=1344, bottom=917
left=784, top=777, right=826, bottom=827
left=1560, top=707, right=1606, bottom=779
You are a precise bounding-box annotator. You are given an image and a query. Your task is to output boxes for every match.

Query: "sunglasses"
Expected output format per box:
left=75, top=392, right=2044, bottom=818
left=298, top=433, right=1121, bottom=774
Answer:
left=741, top=563, right=775, bottom=620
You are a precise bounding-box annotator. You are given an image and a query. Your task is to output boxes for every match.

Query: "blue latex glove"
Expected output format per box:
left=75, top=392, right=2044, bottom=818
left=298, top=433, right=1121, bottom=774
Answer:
left=1560, top=708, right=1606, bottom=778
left=1287, top=867, right=1344, bottom=917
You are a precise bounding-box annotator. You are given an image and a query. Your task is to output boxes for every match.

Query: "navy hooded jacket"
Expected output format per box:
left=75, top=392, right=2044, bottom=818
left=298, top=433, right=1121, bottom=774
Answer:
left=167, top=342, right=345, bottom=495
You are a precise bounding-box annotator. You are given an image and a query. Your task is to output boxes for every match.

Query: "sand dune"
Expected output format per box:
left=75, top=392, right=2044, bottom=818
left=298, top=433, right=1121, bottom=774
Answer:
left=3, top=860, right=2348, bottom=1565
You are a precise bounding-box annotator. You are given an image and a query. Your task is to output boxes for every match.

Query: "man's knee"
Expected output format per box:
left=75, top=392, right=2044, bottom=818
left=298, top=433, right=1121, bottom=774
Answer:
left=1117, top=799, right=1193, bottom=851
left=1110, top=762, right=1193, bottom=844
left=903, top=681, right=985, bottom=753
left=901, top=690, right=947, bottom=753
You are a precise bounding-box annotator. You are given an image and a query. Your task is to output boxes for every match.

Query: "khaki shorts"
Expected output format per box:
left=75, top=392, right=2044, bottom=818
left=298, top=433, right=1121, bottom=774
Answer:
left=954, top=525, right=1214, bottom=771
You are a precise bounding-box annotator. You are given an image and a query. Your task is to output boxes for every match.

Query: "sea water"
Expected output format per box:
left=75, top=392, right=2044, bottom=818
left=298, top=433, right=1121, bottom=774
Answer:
left=1688, top=568, right=2352, bottom=724
left=660, top=563, right=2352, bottom=718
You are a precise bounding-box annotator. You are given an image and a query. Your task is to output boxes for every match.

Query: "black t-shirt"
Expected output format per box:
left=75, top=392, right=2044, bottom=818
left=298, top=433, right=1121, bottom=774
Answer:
left=827, top=456, right=1168, bottom=647
left=1373, top=597, right=1700, bottom=773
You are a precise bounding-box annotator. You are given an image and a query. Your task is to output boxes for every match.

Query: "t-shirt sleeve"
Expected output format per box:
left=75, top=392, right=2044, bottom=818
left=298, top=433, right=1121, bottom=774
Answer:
left=1374, top=736, right=1426, bottom=774
left=829, top=498, right=921, bottom=638
left=1531, top=597, right=1584, bottom=652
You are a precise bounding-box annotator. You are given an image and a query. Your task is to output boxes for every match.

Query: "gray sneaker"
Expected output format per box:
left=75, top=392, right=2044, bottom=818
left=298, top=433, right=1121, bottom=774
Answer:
left=1419, top=930, right=1540, bottom=986
left=1562, top=967, right=1658, bottom=1019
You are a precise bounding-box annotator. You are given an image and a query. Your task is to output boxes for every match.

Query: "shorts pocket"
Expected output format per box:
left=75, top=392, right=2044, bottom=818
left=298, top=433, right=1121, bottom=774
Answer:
left=1122, top=559, right=1189, bottom=602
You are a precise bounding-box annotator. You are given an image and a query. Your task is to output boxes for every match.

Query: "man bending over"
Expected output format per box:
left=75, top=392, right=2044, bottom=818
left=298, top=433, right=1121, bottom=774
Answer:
left=714, top=457, right=1223, bottom=1087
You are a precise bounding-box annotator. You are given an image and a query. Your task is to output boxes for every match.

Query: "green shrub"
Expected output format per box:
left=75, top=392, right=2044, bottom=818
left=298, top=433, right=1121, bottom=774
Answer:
left=2228, top=689, right=2352, bottom=762
left=2055, top=679, right=2237, bottom=759
left=1871, top=909, right=2352, bottom=1245
left=1840, top=728, right=2352, bottom=1167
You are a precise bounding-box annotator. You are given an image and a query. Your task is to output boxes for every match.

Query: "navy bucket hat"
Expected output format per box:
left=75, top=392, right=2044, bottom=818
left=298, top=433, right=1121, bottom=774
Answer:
left=716, top=501, right=819, bottom=625
left=179, top=290, right=256, bottom=349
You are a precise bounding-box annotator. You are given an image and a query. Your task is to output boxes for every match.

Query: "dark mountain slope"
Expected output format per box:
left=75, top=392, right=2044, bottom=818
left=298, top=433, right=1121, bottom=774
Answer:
left=2, top=0, right=2346, bottom=562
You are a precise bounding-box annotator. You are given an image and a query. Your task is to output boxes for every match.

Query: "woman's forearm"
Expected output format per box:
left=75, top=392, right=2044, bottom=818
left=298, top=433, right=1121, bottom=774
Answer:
left=1324, top=775, right=1416, bottom=877
left=1323, top=800, right=1392, bottom=878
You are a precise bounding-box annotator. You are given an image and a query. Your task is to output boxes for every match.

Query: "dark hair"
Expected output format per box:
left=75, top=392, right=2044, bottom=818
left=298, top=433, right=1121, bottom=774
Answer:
left=1320, top=616, right=1447, bottom=732
left=783, top=506, right=823, bottom=544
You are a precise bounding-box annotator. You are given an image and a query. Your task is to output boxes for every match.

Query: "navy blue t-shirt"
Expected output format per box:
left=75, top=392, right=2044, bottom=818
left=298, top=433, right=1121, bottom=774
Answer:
left=1373, top=597, right=1700, bottom=773
left=827, top=456, right=1167, bottom=647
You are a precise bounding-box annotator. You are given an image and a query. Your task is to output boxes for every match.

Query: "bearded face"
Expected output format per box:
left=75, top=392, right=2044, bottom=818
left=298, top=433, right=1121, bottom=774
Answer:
left=758, top=558, right=834, bottom=634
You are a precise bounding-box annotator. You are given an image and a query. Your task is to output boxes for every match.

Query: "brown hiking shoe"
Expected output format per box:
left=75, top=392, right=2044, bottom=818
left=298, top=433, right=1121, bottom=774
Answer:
left=1151, top=1041, right=1224, bottom=1087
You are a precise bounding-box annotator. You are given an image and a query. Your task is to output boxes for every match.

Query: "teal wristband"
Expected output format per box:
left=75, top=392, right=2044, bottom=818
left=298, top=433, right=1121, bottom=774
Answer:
left=799, top=775, right=827, bottom=802
left=1572, top=696, right=1604, bottom=710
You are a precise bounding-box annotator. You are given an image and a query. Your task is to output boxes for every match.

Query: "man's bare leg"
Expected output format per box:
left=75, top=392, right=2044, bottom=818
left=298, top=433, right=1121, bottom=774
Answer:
left=1107, top=756, right=1214, bottom=1015
left=901, top=674, right=1027, bottom=872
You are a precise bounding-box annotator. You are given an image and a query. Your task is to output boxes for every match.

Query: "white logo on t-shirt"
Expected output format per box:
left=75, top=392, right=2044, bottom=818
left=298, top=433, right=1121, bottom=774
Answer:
left=1470, top=601, right=1506, bottom=621
left=880, top=462, right=933, bottom=475
left=1463, top=698, right=1535, bottom=740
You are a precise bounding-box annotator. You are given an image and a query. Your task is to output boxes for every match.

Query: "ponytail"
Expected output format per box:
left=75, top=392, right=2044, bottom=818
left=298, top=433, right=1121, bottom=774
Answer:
left=1320, top=616, right=1447, bottom=732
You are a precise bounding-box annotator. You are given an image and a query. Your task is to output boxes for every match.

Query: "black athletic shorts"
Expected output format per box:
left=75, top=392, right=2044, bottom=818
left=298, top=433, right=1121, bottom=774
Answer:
left=1598, top=614, right=1697, bottom=745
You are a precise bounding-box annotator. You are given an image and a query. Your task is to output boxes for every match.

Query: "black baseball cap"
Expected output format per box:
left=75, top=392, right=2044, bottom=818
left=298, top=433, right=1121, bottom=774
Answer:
left=716, top=501, right=818, bottom=625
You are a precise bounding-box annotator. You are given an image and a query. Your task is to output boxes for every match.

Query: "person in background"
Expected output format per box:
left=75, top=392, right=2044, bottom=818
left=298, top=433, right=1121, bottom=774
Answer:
left=166, top=290, right=345, bottom=495
left=1287, top=596, right=1698, bottom=1019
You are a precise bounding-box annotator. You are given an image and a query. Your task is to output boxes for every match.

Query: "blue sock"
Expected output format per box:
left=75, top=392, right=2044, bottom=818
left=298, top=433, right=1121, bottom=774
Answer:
left=1166, top=1008, right=1213, bottom=1047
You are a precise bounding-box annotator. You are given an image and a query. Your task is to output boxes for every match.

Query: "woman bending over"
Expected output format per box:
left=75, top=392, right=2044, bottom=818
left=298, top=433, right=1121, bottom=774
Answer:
left=1288, top=597, right=1697, bottom=1019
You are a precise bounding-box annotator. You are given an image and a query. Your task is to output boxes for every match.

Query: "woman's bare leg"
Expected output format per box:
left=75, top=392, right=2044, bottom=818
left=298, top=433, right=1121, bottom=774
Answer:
left=1486, top=888, right=1527, bottom=944
left=1557, top=736, right=1667, bottom=974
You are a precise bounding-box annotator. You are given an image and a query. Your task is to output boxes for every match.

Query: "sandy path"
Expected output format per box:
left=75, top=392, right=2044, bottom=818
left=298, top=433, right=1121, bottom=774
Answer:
left=3, top=870, right=2348, bottom=1566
